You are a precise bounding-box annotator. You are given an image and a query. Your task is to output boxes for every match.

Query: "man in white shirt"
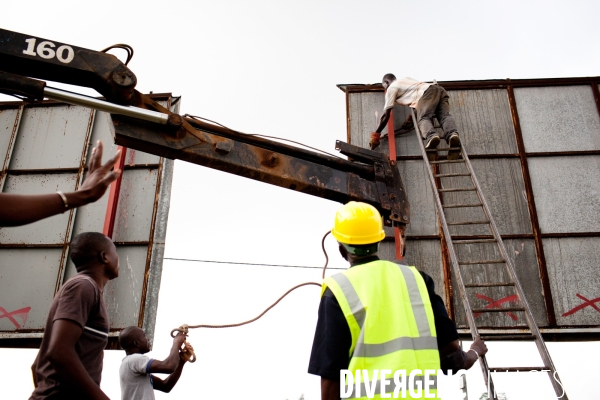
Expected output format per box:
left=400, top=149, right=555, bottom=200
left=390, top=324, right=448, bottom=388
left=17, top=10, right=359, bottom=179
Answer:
left=119, top=327, right=193, bottom=400
left=371, top=74, right=460, bottom=155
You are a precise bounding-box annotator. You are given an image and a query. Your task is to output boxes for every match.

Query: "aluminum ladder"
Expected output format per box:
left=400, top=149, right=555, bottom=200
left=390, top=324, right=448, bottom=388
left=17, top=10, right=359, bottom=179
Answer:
left=410, top=109, right=567, bottom=400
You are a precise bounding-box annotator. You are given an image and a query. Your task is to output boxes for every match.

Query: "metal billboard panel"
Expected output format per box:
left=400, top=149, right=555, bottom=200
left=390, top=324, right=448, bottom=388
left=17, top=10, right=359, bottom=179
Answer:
left=112, top=169, right=159, bottom=242
left=528, top=155, right=600, bottom=234
left=0, top=94, right=175, bottom=347
left=396, top=160, right=438, bottom=236
left=0, top=248, right=64, bottom=330
left=340, top=76, right=600, bottom=339
left=348, top=92, right=383, bottom=148
left=449, top=89, right=517, bottom=155
left=10, top=106, right=93, bottom=169
left=514, top=85, right=600, bottom=153
left=544, top=237, right=600, bottom=326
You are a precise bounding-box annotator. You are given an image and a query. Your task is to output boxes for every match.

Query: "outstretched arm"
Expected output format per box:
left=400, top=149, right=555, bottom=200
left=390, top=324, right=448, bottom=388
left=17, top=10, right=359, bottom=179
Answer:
left=375, top=108, right=392, bottom=134
left=0, top=141, right=121, bottom=227
left=152, top=341, right=193, bottom=393
left=152, top=358, right=185, bottom=393
left=148, top=333, right=186, bottom=374
left=369, top=108, right=394, bottom=149
left=47, top=320, right=110, bottom=400
left=440, top=336, right=488, bottom=372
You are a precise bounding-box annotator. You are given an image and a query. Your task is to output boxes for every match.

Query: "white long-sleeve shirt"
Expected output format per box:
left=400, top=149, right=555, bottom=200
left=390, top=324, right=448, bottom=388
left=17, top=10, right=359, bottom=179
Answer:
left=384, top=77, right=431, bottom=109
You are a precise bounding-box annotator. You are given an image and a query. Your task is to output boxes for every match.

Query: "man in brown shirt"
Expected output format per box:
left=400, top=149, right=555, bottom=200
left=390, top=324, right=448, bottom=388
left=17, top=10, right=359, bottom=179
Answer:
left=30, top=232, right=120, bottom=400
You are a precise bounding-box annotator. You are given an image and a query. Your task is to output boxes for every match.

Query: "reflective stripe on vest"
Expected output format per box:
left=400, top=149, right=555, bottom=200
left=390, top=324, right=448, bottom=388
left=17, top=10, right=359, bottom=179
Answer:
left=323, top=260, right=440, bottom=399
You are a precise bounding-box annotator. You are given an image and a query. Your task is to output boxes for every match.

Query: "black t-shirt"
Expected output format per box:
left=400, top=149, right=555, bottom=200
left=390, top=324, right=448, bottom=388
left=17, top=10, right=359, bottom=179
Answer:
left=308, top=257, right=459, bottom=380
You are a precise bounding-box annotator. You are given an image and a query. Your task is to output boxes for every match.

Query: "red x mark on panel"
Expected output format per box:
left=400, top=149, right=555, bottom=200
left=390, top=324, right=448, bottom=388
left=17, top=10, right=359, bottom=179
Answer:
left=0, top=306, right=32, bottom=329
left=562, top=294, right=600, bottom=317
left=474, top=294, right=520, bottom=320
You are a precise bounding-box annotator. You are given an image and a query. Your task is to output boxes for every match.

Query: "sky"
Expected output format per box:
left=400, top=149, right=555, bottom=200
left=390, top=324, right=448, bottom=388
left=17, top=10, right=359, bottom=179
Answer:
left=1, top=0, right=600, bottom=399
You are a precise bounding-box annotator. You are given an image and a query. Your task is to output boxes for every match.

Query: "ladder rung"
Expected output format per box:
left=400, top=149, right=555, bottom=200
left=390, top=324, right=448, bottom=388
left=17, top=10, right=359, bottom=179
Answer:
left=447, top=220, right=490, bottom=225
left=459, top=259, right=505, bottom=265
left=438, top=187, right=477, bottom=192
left=489, top=367, right=549, bottom=372
left=452, top=239, right=497, bottom=244
left=426, top=147, right=462, bottom=153
left=430, top=159, right=465, bottom=164
left=434, top=173, right=471, bottom=178
left=443, top=203, right=483, bottom=208
left=465, top=282, right=515, bottom=288
left=481, top=334, right=535, bottom=341
left=472, top=307, right=525, bottom=313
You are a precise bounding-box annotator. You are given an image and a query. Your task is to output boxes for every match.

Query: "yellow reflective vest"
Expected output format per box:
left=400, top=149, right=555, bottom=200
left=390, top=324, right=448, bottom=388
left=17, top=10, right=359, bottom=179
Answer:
left=323, top=260, right=440, bottom=399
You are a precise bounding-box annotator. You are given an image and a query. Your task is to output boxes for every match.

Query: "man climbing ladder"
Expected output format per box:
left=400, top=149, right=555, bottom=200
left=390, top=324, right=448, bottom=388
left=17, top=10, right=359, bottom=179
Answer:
left=370, top=74, right=461, bottom=157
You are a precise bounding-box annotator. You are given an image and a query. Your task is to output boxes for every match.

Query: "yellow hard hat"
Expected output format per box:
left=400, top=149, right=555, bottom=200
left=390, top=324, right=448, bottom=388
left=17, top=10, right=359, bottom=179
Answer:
left=331, top=202, right=385, bottom=245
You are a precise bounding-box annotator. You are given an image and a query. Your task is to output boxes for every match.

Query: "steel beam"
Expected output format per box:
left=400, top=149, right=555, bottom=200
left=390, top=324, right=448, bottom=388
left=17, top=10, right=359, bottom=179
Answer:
left=111, top=115, right=409, bottom=226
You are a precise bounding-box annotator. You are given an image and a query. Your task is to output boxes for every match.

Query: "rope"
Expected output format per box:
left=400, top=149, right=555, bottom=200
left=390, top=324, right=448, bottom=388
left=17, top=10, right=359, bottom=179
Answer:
left=321, top=231, right=331, bottom=280
left=170, top=230, right=333, bottom=336
left=164, top=257, right=344, bottom=270
left=183, top=114, right=345, bottom=160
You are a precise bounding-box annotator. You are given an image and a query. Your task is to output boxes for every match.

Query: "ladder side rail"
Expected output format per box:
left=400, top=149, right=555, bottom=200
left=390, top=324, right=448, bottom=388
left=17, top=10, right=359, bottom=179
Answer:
left=461, top=150, right=568, bottom=399
left=410, top=110, right=497, bottom=397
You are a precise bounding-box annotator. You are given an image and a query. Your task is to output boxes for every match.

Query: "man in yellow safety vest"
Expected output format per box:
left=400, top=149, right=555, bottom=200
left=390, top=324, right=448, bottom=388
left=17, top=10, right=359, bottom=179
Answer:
left=308, top=201, right=487, bottom=399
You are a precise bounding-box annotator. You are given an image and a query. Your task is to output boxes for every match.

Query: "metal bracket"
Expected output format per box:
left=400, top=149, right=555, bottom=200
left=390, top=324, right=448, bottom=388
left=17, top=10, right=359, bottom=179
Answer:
left=374, top=161, right=391, bottom=211
left=335, top=140, right=386, bottom=163
left=336, top=140, right=409, bottom=226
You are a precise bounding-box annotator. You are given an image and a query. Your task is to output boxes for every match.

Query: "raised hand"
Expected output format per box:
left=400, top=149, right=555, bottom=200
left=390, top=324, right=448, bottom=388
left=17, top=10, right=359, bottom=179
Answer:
left=180, top=342, right=196, bottom=363
left=78, top=141, right=122, bottom=203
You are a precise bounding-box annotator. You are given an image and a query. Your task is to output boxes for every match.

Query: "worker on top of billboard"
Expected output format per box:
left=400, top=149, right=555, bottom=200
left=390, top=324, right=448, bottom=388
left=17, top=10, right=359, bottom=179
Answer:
left=30, top=232, right=119, bottom=400
left=308, top=202, right=487, bottom=399
left=0, top=141, right=121, bottom=227
left=370, top=74, right=461, bottom=157
left=118, top=327, right=194, bottom=400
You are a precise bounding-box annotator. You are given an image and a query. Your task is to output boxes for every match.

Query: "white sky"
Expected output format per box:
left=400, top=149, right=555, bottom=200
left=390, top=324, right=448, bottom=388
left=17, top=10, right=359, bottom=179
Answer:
left=1, top=0, right=600, bottom=399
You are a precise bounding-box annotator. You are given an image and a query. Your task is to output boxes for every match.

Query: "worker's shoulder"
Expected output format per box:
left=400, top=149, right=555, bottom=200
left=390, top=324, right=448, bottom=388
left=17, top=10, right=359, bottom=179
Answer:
left=122, top=352, right=148, bottom=362
left=60, top=274, right=98, bottom=292
left=120, top=353, right=152, bottom=377
left=56, top=274, right=100, bottom=302
left=120, top=352, right=151, bottom=369
left=391, top=77, right=421, bottom=87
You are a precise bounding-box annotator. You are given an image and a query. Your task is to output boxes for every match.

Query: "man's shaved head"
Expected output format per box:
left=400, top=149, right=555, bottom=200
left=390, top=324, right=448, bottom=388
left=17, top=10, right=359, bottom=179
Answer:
left=119, top=326, right=150, bottom=353
left=382, top=73, right=396, bottom=82
left=70, top=232, right=114, bottom=271
left=119, top=326, right=143, bottom=349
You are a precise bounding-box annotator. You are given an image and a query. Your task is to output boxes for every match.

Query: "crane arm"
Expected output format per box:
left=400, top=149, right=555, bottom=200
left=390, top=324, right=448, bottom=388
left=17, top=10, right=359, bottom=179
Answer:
left=0, top=28, right=409, bottom=229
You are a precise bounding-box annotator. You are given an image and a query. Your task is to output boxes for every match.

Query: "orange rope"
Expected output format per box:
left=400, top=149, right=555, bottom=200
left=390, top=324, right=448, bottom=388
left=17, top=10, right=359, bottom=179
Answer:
left=170, top=231, right=331, bottom=336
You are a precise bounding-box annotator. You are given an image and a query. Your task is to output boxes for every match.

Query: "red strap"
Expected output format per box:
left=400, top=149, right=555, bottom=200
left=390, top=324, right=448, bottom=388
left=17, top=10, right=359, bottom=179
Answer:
left=103, top=146, right=127, bottom=238
left=386, top=110, right=404, bottom=260
left=387, top=110, right=397, bottom=160
left=394, top=227, right=404, bottom=261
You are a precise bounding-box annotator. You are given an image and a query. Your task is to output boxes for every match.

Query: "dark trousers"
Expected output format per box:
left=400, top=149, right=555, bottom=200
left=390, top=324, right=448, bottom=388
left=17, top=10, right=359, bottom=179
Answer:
left=415, top=85, right=458, bottom=140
